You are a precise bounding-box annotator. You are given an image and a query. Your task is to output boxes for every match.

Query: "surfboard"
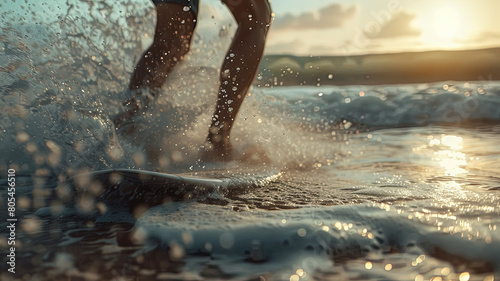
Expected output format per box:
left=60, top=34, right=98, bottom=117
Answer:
left=68, top=168, right=281, bottom=212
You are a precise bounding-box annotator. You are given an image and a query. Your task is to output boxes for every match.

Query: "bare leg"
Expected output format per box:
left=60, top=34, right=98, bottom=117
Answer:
left=129, top=3, right=197, bottom=90
left=203, top=0, right=272, bottom=161
left=114, top=3, right=196, bottom=128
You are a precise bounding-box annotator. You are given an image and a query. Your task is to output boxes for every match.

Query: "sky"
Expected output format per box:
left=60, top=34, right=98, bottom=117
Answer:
left=2, top=0, right=500, bottom=57
left=265, top=0, right=500, bottom=56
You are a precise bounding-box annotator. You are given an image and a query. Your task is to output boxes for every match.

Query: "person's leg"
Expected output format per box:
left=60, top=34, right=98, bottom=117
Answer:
left=129, top=3, right=197, bottom=90
left=114, top=3, right=197, bottom=128
left=203, top=0, right=272, bottom=161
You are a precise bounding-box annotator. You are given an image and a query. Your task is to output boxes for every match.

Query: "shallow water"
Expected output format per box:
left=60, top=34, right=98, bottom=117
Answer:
left=1, top=0, right=500, bottom=280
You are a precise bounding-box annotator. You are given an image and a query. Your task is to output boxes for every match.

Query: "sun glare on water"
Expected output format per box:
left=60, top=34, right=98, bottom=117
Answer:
left=432, top=135, right=468, bottom=176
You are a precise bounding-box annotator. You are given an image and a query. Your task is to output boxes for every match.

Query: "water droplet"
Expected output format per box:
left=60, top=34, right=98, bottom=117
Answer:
left=219, top=232, right=235, bottom=249
left=365, top=262, right=373, bottom=270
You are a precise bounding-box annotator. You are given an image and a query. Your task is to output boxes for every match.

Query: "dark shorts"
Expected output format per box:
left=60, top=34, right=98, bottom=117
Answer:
left=152, top=0, right=200, bottom=16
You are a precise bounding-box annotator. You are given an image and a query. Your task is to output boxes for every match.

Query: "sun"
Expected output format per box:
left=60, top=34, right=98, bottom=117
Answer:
left=415, top=4, right=467, bottom=48
left=432, top=8, right=461, bottom=39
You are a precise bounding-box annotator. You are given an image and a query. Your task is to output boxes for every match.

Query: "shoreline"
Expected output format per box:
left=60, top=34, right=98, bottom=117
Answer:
left=256, top=47, right=500, bottom=87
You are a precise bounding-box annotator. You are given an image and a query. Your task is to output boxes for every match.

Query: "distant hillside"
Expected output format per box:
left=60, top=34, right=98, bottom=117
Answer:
left=256, top=48, right=500, bottom=86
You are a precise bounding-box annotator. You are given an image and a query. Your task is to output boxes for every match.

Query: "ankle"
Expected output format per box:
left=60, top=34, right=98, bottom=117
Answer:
left=122, top=88, right=156, bottom=109
left=201, top=139, right=233, bottom=162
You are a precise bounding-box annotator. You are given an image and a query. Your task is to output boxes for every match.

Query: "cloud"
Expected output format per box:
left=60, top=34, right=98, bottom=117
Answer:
left=371, top=12, right=421, bottom=38
left=460, top=31, right=500, bottom=44
left=273, top=4, right=356, bottom=30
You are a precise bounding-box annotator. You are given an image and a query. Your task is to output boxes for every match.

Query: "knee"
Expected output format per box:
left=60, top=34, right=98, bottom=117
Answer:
left=154, top=22, right=196, bottom=57
left=154, top=4, right=197, bottom=50
left=225, top=0, right=273, bottom=31
left=253, top=0, right=273, bottom=28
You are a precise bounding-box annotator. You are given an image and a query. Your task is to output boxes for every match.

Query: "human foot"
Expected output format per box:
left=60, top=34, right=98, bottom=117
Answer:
left=112, top=89, right=154, bottom=130
left=199, top=123, right=235, bottom=162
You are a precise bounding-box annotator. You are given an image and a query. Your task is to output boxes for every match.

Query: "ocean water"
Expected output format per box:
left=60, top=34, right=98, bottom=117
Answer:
left=1, top=0, right=500, bottom=280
